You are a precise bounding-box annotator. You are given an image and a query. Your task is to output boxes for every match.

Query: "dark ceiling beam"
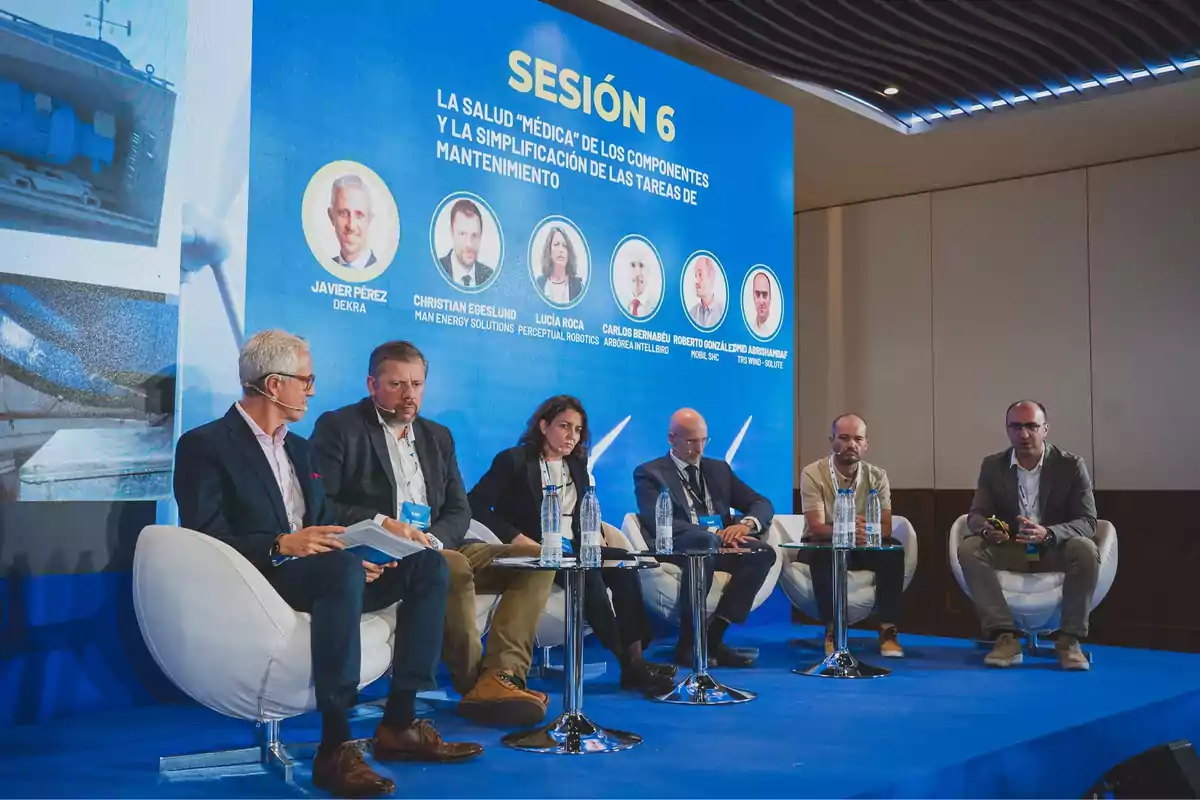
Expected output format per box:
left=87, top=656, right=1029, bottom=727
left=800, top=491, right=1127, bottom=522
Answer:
left=1160, top=0, right=1200, bottom=46
left=1079, top=0, right=1177, bottom=78
left=1017, top=0, right=1136, bottom=85
left=651, top=0, right=930, bottom=123
left=1113, top=0, right=1197, bottom=57
left=833, top=0, right=1037, bottom=106
left=770, top=0, right=999, bottom=115
left=731, top=0, right=972, bottom=116
left=913, top=0, right=1085, bottom=96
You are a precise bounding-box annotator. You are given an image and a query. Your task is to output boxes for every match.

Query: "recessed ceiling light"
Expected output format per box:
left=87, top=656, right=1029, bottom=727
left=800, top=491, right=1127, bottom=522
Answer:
left=883, top=86, right=900, bottom=96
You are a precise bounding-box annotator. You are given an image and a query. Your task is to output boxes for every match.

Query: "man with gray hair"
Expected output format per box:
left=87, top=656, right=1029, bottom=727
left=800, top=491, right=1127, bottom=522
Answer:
left=328, top=174, right=377, bottom=269
left=174, top=329, right=482, bottom=798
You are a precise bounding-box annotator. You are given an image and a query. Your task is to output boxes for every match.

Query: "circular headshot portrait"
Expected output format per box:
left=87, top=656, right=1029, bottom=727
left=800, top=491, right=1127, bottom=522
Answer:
left=680, top=250, right=729, bottom=332
left=610, top=234, right=665, bottom=323
left=741, top=265, right=784, bottom=342
left=429, top=191, right=504, bottom=293
left=302, top=160, right=399, bottom=284
left=528, top=215, right=591, bottom=310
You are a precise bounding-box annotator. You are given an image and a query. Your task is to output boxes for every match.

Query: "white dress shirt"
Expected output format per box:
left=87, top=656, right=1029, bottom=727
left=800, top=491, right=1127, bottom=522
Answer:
left=667, top=452, right=760, bottom=533
left=335, top=249, right=376, bottom=269
left=1011, top=447, right=1045, bottom=523
left=372, top=413, right=442, bottom=549
left=235, top=402, right=305, bottom=532
left=450, top=252, right=479, bottom=287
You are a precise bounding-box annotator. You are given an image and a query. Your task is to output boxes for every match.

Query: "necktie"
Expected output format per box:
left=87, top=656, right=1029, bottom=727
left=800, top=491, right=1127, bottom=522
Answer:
left=631, top=298, right=640, bottom=315
left=686, top=464, right=702, bottom=501
left=462, top=274, right=472, bottom=287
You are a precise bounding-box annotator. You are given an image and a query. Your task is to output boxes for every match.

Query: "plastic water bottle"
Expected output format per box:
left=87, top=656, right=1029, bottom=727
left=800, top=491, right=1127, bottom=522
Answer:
left=580, top=488, right=602, bottom=568
left=655, top=488, right=674, bottom=554
left=540, top=485, right=562, bottom=567
left=865, top=489, right=883, bottom=548
left=833, top=488, right=854, bottom=549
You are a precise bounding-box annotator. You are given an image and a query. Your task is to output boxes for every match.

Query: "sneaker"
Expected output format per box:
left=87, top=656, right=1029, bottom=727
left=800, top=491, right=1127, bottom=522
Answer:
left=457, top=669, right=546, bottom=727
left=824, top=625, right=835, bottom=656
left=984, top=632, right=1023, bottom=667
left=1055, top=635, right=1090, bottom=671
left=879, top=626, right=905, bottom=658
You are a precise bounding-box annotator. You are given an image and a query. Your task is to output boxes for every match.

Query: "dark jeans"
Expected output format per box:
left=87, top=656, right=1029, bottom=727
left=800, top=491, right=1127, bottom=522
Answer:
left=802, top=537, right=904, bottom=626
left=671, top=531, right=776, bottom=643
left=555, top=545, right=653, bottom=662
left=267, top=547, right=448, bottom=735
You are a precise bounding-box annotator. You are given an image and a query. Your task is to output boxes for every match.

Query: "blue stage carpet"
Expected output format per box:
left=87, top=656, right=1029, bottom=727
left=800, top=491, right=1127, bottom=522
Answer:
left=2, top=624, right=1199, bottom=798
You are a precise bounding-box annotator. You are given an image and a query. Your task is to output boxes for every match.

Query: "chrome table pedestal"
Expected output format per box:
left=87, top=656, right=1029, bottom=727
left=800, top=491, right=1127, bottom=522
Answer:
left=654, top=551, right=756, bottom=705
left=499, top=560, right=648, bottom=754
left=791, top=545, right=891, bottom=678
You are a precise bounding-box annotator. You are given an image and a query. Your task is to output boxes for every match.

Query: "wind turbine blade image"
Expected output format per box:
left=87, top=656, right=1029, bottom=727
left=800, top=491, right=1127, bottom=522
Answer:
left=724, top=415, right=752, bottom=464
left=588, top=415, right=631, bottom=475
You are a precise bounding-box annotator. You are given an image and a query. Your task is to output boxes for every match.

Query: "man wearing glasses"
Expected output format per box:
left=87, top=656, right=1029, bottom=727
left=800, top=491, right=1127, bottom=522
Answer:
left=633, top=408, right=777, bottom=667
left=174, top=329, right=481, bottom=799
left=958, top=400, right=1099, bottom=671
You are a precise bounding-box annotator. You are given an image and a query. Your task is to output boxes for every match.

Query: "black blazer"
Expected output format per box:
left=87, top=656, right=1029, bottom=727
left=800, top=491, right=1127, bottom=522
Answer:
left=468, top=445, right=590, bottom=546
left=438, top=252, right=494, bottom=287
left=310, top=398, right=471, bottom=550
left=966, top=444, right=1097, bottom=542
left=174, top=404, right=336, bottom=570
left=634, top=455, right=774, bottom=542
left=536, top=274, right=583, bottom=303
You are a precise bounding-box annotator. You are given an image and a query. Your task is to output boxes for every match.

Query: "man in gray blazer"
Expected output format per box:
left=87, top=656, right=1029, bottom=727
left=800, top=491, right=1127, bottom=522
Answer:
left=958, top=400, right=1099, bottom=671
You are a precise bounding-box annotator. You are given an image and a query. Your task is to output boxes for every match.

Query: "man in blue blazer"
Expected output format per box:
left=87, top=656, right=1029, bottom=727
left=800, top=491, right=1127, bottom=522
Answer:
left=634, top=408, right=776, bottom=667
left=173, top=330, right=480, bottom=798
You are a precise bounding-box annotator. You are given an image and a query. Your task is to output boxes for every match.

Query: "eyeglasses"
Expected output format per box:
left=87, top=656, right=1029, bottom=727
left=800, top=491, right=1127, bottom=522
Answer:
left=262, top=373, right=316, bottom=391
left=1006, top=422, right=1043, bottom=433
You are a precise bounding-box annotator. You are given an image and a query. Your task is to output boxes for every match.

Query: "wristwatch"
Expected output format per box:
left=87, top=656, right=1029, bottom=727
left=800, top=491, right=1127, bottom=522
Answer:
left=270, top=534, right=285, bottom=558
left=742, top=517, right=759, bottom=533
left=1042, top=530, right=1057, bottom=549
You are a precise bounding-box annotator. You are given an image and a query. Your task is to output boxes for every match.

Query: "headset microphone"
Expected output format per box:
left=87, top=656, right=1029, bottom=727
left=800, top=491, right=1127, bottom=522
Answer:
left=246, top=383, right=308, bottom=412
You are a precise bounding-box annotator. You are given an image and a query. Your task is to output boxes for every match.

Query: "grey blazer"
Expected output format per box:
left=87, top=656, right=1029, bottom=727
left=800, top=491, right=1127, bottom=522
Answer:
left=966, top=443, right=1097, bottom=542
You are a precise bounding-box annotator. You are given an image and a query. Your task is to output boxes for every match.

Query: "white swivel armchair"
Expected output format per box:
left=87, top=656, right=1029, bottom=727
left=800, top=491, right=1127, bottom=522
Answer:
left=775, top=513, right=919, bottom=625
left=948, top=514, right=1118, bottom=653
left=132, top=525, right=402, bottom=785
left=620, top=512, right=782, bottom=624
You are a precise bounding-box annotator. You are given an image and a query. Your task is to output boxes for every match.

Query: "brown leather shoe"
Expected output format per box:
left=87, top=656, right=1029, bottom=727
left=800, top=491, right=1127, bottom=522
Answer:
left=879, top=625, right=905, bottom=658
left=372, top=718, right=483, bottom=763
left=458, top=669, right=546, bottom=727
left=312, top=741, right=395, bottom=798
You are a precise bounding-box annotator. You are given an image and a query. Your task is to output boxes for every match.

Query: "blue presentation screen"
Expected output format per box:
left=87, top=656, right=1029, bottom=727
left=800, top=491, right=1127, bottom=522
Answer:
left=244, top=0, right=794, bottom=519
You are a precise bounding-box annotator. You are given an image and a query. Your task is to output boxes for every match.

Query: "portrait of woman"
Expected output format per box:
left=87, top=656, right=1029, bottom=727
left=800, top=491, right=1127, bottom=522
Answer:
left=468, top=395, right=676, bottom=697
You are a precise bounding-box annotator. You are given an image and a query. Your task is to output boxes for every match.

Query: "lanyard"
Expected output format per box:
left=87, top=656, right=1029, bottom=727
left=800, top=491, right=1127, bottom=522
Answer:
left=675, top=462, right=711, bottom=521
left=828, top=455, right=866, bottom=498
left=1017, top=475, right=1038, bottom=520
left=382, top=423, right=423, bottom=503
left=540, top=458, right=572, bottom=492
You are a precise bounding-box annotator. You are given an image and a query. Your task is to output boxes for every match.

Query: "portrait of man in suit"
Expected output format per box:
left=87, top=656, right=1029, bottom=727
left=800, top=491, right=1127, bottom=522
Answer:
left=327, top=174, right=377, bottom=270
left=686, top=255, right=725, bottom=329
left=609, top=235, right=663, bottom=321
left=438, top=198, right=495, bottom=289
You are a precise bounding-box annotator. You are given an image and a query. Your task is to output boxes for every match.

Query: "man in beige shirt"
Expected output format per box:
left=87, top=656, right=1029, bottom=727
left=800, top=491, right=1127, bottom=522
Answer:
left=798, top=413, right=906, bottom=658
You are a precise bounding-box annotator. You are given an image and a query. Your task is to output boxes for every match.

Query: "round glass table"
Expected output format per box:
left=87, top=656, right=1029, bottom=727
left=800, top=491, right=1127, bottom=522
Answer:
left=491, top=555, right=659, bottom=754
left=636, top=547, right=757, bottom=705
left=779, top=540, right=905, bottom=679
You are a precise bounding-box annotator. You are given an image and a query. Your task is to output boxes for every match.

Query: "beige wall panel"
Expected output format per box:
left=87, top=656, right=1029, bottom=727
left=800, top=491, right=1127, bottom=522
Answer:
left=841, top=195, right=934, bottom=488
left=931, top=171, right=1093, bottom=489
left=1088, top=150, right=1200, bottom=490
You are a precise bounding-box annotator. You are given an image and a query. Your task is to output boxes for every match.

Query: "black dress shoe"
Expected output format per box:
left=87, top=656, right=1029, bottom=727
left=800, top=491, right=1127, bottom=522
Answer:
left=644, top=660, right=678, bottom=679
left=619, top=660, right=675, bottom=697
left=711, top=643, right=755, bottom=668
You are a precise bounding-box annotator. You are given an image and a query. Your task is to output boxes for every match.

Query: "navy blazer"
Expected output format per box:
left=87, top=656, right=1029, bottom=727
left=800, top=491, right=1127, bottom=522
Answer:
left=310, top=398, right=471, bottom=550
left=468, top=446, right=591, bottom=546
left=174, top=404, right=337, bottom=570
left=634, top=455, right=774, bottom=543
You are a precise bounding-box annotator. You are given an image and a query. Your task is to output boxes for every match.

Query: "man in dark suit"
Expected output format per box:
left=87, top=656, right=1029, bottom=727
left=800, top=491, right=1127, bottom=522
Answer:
left=634, top=408, right=777, bottom=667
left=438, top=198, right=494, bottom=289
left=312, top=341, right=553, bottom=727
left=959, top=400, right=1099, bottom=671
left=174, top=330, right=481, bottom=799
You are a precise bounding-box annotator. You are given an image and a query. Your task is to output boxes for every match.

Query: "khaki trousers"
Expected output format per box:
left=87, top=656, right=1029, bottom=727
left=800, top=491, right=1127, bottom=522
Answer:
left=441, top=542, right=554, bottom=694
left=957, top=535, right=1100, bottom=639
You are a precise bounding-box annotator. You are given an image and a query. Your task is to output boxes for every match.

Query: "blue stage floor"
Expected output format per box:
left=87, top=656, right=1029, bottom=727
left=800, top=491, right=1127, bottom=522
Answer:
left=3, top=624, right=1200, bottom=798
